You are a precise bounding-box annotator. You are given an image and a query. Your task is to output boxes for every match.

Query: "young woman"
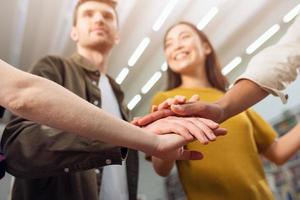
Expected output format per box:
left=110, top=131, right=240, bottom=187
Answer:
left=149, top=21, right=300, bottom=200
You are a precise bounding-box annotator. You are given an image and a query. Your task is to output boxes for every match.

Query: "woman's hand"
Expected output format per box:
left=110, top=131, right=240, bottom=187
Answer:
left=143, top=116, right=226, bottom=145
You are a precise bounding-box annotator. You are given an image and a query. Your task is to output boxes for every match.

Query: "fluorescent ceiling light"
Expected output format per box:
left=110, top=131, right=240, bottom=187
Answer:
left=161, top=62, right=168, bottom=71
left=115, top=67, right=129, bottom=84
left=141, top=72, right=162, bottom=94
left=152, top=0, right=180, bottom=31
left=246, top=24, right=280, bottom=55
left=222, top=57, right=242, bottom=75
left=127, top=95, right=142, bottom=110
left=128, top=37, right=151, bottom=67
left=283, top=4, right=300, bottom=23
left=197, top=7, right=219, bottom=30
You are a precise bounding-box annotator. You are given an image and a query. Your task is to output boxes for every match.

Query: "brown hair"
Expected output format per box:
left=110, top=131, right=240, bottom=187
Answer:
left=73, top=0, right=118, bottom=26
left=164, top=21, right=228, bottom=92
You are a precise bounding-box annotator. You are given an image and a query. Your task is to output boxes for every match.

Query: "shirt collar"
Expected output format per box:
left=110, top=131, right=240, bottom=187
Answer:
left=70, top=52, right=100, bottom=76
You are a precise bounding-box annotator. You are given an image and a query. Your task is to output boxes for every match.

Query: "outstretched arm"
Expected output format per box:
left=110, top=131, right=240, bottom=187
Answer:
left=0, top=59, right=217, bottom=160
left=135, top=80, right=268, bottom=125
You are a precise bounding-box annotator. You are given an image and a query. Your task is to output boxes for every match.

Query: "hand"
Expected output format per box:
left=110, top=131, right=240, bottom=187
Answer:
left=134, top=96, right=225, bottom=126
left=143, top=116, right=226, bottom=144
left=152, top=95, right=199, bottom=112
left=131, top=95, right=200, bottom=126
left=151, top=133, right=203, bottom=160
left=170, top=101, right=225, bottom=122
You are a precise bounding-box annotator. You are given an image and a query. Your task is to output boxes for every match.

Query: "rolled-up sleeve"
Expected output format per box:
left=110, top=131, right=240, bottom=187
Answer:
left=235, top=16, right=300, bottom=104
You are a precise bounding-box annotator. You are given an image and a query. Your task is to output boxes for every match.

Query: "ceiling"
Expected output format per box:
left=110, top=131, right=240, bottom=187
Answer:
left=1, top=0, right=299, bottom=117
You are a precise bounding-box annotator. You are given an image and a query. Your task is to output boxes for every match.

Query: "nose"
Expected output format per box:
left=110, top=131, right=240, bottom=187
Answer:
left=172, top=40, right=184, bottom=51
left=93, top=12, right=104, bottom=23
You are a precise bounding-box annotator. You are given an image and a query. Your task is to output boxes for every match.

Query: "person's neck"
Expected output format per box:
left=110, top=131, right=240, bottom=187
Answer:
left=180, top=75, right=211, bottom=88
left=180, top=65, right=211, bottom=88
left=77, top=47, right=110, bottom=74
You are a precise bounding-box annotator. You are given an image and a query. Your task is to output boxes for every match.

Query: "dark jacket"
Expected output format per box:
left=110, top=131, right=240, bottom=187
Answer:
left=1, top=53, right=138, bottom=200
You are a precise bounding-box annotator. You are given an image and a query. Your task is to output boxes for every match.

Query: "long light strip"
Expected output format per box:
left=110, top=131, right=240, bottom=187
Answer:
left=127, top=95, right=142, bottom=110
left=222, top=57, right=242, bottom=75
left=128, top=37, right=151, bottom=67
left=246, top=24, right=280, bottom=55
left=283, top=4, right=300, bottom=23
left=197, top=7, right=219, bottom=30
left=152, top=0, right=180, bottom=31
left=141, top=72, right=162, bottom=94
left=161, top=62, right=168, bottom=71
left=116, top=67, right=130, bottom=84
left=9, top=0, right=30, bottom=66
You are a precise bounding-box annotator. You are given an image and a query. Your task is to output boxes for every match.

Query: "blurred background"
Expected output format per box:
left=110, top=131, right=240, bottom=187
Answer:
left=1, top=0, right=300, bottom=199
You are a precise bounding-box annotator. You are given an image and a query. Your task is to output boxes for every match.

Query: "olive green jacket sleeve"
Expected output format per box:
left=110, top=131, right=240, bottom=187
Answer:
left=1, top=56, right=126, bottom=179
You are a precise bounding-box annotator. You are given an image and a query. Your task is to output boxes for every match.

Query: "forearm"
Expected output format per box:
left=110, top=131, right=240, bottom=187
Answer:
left=264, top=123, right=300, bottom=165
left=216, top=79, right=268, bottom=122
left=151, top=156, right=175, bottom=177
left=0, top=60, right=159, bottom=154
left=13, top=82, right=160, bottom=154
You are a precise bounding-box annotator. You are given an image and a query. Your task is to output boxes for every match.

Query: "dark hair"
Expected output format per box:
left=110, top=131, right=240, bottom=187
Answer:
left=165, top=21, right=228, bottom=92
left=73, top=0, right=118, bottom=26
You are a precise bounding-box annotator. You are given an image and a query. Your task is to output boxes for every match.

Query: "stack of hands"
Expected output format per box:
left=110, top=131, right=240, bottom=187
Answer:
left=132, top=95, right=227, bottom=161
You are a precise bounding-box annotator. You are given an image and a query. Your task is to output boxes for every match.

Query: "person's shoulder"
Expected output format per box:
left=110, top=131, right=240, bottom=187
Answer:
left=37, top=54, right=68, bottom=64
left=30, top=55, right=68, bottom=71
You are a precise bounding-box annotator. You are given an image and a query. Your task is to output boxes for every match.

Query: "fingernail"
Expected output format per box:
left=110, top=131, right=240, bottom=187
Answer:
left=191, top=152, right=203, bottom=160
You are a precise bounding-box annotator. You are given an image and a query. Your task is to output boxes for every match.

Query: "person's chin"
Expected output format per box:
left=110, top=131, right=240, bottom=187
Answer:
left=176, top=62, right=191, bottom=70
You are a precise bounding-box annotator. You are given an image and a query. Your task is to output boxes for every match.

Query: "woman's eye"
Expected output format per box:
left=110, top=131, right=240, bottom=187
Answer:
left=181, top=34, right=190, bottom=39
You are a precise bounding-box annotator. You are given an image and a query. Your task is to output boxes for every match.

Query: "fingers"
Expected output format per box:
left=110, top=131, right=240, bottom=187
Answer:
left=170, top=102, right=204, bottom=116
left=151, top=105, right=158, bottom=112
left=166, top=117, right=213, bottom=144
left=198, top=118, right=219, bottom=129
left=137, top=109, right=175, bottom=126
left=157, top=96, right=187, bottom=111
left=174, top=95, right=187, bottom=104
left=170, top=101, right=224, bottom=122
left=177, top=149, right=203, bottom=160
left=188, top=118, right=217, bottom=141
left=170, top=124, right=194, bottom=141
left=213, top=127, right=227, bottom=136
left=131, top=117, right=141, bottom=126
left=188, top=95, right=199, bottom=102
left=144, top=117, right=194, bottom=141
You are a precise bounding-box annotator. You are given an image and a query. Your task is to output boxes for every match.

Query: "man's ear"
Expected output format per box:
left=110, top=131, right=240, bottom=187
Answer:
left=70, top=27, right=79, bottom=42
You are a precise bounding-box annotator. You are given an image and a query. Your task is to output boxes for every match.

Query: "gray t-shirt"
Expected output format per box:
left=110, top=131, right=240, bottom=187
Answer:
left=98, top=74, right=129, bottom=200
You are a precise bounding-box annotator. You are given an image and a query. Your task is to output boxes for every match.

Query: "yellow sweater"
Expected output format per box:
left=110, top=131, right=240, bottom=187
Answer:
left=152, top=87, right=277, bottom=200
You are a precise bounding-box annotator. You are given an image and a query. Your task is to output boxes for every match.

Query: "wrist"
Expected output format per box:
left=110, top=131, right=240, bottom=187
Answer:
left=213, top=101, right=227, bottom=123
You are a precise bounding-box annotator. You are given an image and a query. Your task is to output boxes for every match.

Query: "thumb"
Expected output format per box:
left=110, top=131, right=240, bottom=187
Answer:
left=188, top=95, right=200, bottom=102
left=177, top=149, right=203, bottom=160
left=131, top=117, right=141, bottom=126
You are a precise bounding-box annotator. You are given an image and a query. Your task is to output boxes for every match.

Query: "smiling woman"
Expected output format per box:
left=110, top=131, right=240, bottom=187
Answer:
left=146, top=21, right=295, bottom=200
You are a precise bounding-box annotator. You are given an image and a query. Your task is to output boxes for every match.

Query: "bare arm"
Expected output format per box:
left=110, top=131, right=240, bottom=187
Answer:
left=215, top=79, right=269, bottom=122
left=151, top=157, right=175, bottom=177
left=263, top=123, right=300, bottom=165
left=0, top=60, right=197, bottom=160
left=136, top=79, right=268, bottom=125
left=0, top=60, right=224, bottom=161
